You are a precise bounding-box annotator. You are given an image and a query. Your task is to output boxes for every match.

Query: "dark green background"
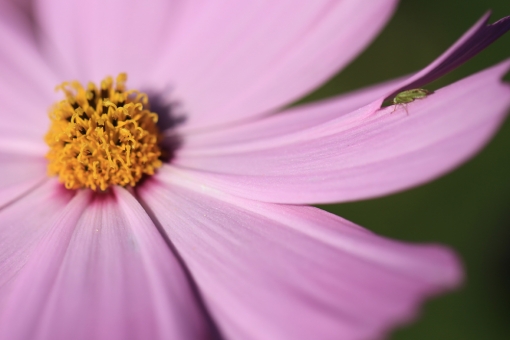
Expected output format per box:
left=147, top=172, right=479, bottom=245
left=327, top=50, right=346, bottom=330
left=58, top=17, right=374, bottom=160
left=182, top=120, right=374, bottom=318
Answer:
left=302, top=1, right=510, bottom=339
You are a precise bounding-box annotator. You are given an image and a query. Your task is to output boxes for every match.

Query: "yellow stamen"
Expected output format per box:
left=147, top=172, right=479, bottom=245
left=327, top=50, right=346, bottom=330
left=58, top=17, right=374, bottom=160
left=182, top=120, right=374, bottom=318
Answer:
left=45, top=73, right=162, bottom=191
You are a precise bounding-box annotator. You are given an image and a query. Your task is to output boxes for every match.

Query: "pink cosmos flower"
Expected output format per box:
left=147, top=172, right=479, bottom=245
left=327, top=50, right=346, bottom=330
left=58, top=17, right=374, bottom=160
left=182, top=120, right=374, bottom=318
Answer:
left=1, top=0, right=510, bottom=339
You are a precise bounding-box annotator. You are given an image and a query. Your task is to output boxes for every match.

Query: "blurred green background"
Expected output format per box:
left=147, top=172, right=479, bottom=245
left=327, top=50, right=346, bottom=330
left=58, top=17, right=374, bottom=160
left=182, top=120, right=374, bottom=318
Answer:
left=303, top=1, right=510, bottom=339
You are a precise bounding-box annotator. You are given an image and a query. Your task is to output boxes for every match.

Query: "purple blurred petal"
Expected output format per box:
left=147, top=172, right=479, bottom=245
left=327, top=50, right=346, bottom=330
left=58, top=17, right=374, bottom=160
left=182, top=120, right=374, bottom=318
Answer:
left=0, top=153, right=47, bottom=208
left=0, top=8, right=51, bottom=211
left=172, top=60, right=510, bottom=204
left=386, top=12, right=510, bottom=99
left=0, top=0, right=58, bottom=128
left=0, top=186, right=214, bottom=339
left=139, top=176, right=461, bottom=340
left=0, top=127, right=47, bottom=156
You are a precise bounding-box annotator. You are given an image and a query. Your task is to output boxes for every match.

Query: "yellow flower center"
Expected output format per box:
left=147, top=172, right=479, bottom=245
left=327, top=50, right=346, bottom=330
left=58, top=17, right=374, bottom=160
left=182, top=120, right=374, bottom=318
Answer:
left=45, top=73, right=162, bottom=191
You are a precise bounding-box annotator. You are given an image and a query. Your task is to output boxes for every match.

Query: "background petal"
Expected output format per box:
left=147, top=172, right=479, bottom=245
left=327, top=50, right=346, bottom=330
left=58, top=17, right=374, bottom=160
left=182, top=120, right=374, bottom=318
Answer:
left=33, top=0, right=183, bottom=85
left=0, top=6, right=51, bottom=210
left=0, top=153, right=47, bottom=208
left=0, top=186, right=214, bottom=340
left=0, top=0, right=59, bottom=137
left=171, top=61, right=510, bottom=204
left=35, top=0, right=397, bottom=130
left=139, top=175, right=461, bottom=340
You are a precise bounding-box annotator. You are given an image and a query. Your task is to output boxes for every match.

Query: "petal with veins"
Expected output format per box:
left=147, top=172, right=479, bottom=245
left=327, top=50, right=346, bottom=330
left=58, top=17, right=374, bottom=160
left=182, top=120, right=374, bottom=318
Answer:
left=178, top=76, right=405, bottom=149
left=0, top=186, right=214, bottom=340
left=139, top=175, right=461, bottom=340
left=0, top=180, right=74, bottom=299
left=172, top=61, right=510, bottom=204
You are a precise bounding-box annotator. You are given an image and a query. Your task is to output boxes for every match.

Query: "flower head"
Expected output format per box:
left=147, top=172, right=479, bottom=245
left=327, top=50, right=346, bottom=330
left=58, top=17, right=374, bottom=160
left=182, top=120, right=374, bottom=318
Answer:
left=45, top=74, right=162, bottom=190
left=1, top=1, right=510, bottom=340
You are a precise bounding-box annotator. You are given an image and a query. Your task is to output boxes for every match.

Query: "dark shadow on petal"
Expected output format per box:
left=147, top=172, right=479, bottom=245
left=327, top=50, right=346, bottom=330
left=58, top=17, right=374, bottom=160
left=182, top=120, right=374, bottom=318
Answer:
left=145, top=90, right=188, bottom=132
left=142, top=90, right=188, bottom=165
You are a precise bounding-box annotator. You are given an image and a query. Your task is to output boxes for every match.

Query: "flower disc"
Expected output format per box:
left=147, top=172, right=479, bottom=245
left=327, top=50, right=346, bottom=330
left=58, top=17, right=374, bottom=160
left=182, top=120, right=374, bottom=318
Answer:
left=45, top=74, right=162, bottom=190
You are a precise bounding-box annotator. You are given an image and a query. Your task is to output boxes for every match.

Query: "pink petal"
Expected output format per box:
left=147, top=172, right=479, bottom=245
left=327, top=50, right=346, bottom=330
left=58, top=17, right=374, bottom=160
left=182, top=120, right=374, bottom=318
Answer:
left=36, top=0, right=397, bottom=130
left=33, top=0, right=185, bottom=86
left=0, top=126, right=47, bottom=157
left=0, top=186, right=214, bottom=339
left=139, top=175, right=461, bottom=340
left=0, top=0, right=59, bottom=130
left=172, top=60, right=510, bottom=204
left=178, top=76, right=404, bottom=149
left=0, top=180, right=74, bottom=302
left=0, top=153, right=48, bottom=208
left=161, top=0, right=397, bottom=131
